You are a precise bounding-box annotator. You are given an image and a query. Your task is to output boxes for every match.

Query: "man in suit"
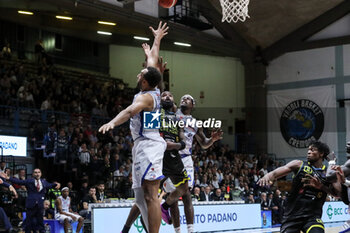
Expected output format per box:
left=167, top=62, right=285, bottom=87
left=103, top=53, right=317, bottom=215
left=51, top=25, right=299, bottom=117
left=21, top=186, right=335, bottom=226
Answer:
left=210, top=188, right=224, bottom=201
left=1, top=168, right=60, bottom=233
left=199, top=186, right=212, bottom=202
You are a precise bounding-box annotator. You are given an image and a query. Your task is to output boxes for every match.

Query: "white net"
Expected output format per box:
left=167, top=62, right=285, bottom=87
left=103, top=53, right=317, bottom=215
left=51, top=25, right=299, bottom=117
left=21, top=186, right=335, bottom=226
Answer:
left=219, top=0, right=250, bottom=23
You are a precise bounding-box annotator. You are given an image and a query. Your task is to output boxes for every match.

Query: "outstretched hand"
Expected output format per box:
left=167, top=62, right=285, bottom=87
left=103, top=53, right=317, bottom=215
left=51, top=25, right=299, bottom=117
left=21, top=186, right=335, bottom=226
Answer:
left=98, top=123, right=114, bottom=134
left=149, top=21, right=169, bottom=40
left=211, top=129, right=223, bottom=142
left=257, top=176, right=273, bottom=187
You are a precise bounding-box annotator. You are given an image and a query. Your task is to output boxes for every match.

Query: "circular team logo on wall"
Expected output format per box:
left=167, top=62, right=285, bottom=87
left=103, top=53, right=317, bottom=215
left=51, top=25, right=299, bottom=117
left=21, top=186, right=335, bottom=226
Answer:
left=280, top=99, right=324, bottom=148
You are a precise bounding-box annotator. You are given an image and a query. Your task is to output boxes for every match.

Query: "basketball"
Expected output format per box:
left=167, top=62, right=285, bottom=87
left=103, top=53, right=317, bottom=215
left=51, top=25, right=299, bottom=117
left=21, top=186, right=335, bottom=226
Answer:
left=158, top=0, right=177, bottom=8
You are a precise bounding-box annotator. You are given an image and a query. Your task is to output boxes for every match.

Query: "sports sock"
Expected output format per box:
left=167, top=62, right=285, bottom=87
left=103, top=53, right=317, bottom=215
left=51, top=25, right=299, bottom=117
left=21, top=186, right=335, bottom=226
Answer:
left=122, top=225, right=130, bottom=233
left=187, top=224, right=194, bottom=233
left=174, top=226, right=181, bottom=233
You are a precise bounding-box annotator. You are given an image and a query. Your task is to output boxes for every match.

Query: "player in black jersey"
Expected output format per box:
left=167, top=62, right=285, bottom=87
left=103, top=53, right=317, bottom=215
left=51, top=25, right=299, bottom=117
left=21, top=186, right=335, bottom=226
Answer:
left=159, top=91, right=191, bottom=224
left=258, top=141, right=333, bottom=233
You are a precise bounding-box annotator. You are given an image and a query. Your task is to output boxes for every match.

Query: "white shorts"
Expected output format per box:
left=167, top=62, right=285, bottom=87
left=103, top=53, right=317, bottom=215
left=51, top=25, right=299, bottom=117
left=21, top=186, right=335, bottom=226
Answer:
left=181, top=155, right=194, bottom=189
left=55, top=213, right=81, bottom=224
left=132, top=139, right=166, bottom=189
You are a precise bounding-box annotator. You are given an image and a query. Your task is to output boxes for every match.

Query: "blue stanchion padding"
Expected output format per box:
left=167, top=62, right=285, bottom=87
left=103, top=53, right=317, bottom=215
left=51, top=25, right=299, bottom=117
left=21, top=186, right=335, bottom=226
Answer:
left=261, top=210, right=272, bottom=228
left=44, top=220, right=83, bottom=233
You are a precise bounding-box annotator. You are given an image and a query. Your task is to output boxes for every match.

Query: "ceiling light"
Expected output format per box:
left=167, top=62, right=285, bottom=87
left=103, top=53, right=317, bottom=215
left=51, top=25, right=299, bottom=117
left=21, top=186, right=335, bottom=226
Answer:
left=133, top=36, right=150, bottom=41
left=97, top=31, right=112, bottom=35
left=18, top=10, right=33, bottom=15
left=98, top=21, right=116, bottom=26
left=56, top=15, right=73, bottom=20
left=174, top=42, right=191, bottom=47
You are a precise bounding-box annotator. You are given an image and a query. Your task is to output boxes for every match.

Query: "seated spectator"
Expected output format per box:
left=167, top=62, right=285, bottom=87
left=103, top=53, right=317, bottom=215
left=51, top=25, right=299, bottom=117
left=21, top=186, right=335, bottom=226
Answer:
left=82, top=187, right=97, bottom=205
left=199, top=186, right=212, bottom=202
left=43, top=200, right=54, bottom=220
left=245, top=193, right=255, bottom=204
left=55, top=187, right=84, bottom=233
left=211, top=188, right=224, bottom=201
left=192, top=186, right=201, bottom=202
left=259, top=192, right=270, bottom=211
left=96, top=182, right=106, bottom=203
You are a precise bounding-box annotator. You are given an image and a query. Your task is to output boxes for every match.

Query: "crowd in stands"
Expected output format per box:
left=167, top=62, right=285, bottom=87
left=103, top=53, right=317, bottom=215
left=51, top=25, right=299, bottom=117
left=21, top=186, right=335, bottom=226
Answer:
left=0, top=45, right=132, bottom=118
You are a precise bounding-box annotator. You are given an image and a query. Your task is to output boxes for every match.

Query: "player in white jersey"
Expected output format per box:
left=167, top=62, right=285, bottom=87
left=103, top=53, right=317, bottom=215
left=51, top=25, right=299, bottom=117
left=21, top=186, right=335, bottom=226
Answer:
left=166, top=94, right=223, bottom=233
left=99, top=22, right=168, bottom=233
left=55, top=187, right=84, bottom=233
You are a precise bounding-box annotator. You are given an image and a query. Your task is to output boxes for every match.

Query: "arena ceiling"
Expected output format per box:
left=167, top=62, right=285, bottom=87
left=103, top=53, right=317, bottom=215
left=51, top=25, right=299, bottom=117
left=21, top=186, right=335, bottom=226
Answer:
left=0, top=0, right=349, bottom=62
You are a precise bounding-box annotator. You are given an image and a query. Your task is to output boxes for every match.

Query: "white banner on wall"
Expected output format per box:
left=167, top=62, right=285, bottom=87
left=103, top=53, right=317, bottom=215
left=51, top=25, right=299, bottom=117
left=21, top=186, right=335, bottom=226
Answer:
left=267, top=85, right=337, bottom=158
left=93, top=203, right=261, bottom=233
left=0, top=135, right=27, bottom=157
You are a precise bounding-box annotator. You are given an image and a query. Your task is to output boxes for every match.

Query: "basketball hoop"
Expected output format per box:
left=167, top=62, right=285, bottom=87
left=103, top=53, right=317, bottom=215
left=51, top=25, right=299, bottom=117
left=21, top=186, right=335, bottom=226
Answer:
left=219, top=0, right=250, bottom=23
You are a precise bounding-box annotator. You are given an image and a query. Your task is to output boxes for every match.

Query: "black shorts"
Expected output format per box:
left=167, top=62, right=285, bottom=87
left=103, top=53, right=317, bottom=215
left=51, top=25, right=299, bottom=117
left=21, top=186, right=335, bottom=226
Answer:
left=162, top=150, right=189, bottom=187
left=280, top=216, right=324, bottom=233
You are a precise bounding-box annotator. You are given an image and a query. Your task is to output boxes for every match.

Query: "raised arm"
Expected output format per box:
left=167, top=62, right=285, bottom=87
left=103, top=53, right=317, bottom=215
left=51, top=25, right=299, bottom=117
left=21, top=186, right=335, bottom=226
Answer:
left=146, top=21, right=168, bottom=69
left=99, top=94, right=153, bottom=134
left=194, top=128, right=223, bottom=149
left=8, top=176, right=27, bottom=185
left=257, top=160, right=303, bottom=187
left=142, top=43, right=167, bottom=92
